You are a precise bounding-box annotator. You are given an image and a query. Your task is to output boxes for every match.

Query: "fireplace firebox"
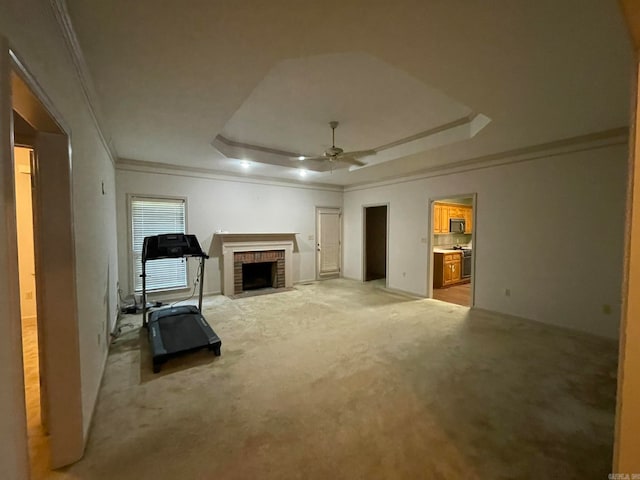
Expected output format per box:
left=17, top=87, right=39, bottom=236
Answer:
left=242, top=261, right=276, bottom=290
left=233, top=249, right=285, bottom=294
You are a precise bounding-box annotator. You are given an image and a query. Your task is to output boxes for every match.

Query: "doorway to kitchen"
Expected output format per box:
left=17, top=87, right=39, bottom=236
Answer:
left=363, top=204, right=388, bottom=286
left=429, top=194, right=476, bottom=307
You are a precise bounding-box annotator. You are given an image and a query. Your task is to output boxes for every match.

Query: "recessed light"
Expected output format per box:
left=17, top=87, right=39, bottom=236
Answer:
left=298, top=169, right=308, bottom=177
left=298, top=156, right=305, bottom=161
left=240, top=160, right=250, bottom=169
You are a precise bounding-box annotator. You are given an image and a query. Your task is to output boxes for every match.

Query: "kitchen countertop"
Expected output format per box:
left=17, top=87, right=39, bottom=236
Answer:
left=433, top=248, right=471, bottom=254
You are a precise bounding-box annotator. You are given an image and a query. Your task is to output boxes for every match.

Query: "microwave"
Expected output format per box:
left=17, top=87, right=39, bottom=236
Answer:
left=449, top=218, right=466, bottom=233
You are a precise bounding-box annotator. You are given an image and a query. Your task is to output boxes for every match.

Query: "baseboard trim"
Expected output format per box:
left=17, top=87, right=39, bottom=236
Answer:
left=378, top=284, right=424, bottom=300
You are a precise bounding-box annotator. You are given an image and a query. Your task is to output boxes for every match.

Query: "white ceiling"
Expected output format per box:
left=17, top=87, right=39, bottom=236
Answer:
left=221, top=52, right=473, bottom=152
left=66, top=0, right=633, bottom=186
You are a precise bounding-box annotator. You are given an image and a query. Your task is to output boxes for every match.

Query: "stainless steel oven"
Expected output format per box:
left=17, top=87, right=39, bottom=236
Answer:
left=454, top=246, right=472, bottom=278
left=462, top=250, right=472, bottom=278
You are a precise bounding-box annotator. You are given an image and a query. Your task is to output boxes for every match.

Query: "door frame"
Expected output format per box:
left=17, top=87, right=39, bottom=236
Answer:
left=362, top=203, right=390, bottom=287
left=3, top=45, right=85, bottom=471
left=315, top=206, right=342, bottom=280
left=615, top=0, right=640, bottom=471
left=427, top=193, right=477, bottom=305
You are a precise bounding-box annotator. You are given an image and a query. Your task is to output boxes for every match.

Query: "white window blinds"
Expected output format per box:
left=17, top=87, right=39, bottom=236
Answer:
left=130, top=196, right=187, bottom=292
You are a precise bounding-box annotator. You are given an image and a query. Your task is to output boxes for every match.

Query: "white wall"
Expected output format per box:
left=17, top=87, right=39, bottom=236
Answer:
left=116, top=166, right=343, bottom=296
left=344, top=143, right=628, bottom=339
left=0, top=0, right=118, bottom=474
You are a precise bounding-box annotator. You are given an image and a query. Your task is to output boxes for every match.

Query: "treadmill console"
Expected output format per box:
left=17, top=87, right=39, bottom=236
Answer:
left=143, top=233, right=207, bottom=260
left=158, top=233, right=190, bottom=255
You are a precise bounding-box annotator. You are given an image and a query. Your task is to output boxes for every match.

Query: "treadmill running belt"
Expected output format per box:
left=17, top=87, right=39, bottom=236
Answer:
left=158, top=314, right=209, bottom=354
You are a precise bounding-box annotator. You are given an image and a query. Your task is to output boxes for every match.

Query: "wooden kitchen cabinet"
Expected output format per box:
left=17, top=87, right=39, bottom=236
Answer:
left=433, top=202, right=473, bottom=235
left=433, top=251, right=462, bottom=288
left=439, top=205, right=449, bottom=232
left=434, top=204, right=442, bottom=233
left=433, top=203, right=450, bottom=233
left=449, top=206, right=463, bottom=219
left=463, top=206, right=473, bottom=233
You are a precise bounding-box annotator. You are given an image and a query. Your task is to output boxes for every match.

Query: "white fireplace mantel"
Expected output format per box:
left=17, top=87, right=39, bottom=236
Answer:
left=215, top=233, right=296, bottom=296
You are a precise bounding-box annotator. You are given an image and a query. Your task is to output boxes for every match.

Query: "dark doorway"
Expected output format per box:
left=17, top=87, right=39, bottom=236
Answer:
left=364, top=205, right=388, bottom=282
left=242, top=262, right=276, bottom=290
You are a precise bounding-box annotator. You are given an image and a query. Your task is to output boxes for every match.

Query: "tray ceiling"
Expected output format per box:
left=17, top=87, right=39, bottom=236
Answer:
left=65, top=0, right=633, bottom=186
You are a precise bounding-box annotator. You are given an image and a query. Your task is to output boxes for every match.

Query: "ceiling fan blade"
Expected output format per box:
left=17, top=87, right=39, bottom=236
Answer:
left=300, top=156, right=328, bottom=162
left=340, top=149, right=377, bottom=159
left=338, top=156, right=366, bottom=167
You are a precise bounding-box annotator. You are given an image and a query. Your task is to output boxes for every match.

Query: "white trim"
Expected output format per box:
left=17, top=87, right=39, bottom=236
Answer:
left=127, top=195, right=189, bottom=293
left=9, top=50, right=69, bottom=135
left=47, top=0, right=117, bottom=166
left=220, top=239, right=294, bottom=296
left=345, top=128, right=628, bottom=192
left=315, top=206, right=342, bottom=280
left=0, top=36, right=31, bottom=480
left=350, top=114, right=491, bottom=171
left=118, top=127, right=626, bottom=194
left=427, top=193, right=477, bottom=304
left=116, top=157, right=343, bottom=192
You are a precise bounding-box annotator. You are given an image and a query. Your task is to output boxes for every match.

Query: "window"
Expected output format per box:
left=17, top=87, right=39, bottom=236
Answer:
left=130, top=196, right=187, bottom=292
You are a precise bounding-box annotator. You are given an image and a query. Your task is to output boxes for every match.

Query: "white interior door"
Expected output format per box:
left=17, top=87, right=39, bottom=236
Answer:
left=316, top=207, right=341, bottom=279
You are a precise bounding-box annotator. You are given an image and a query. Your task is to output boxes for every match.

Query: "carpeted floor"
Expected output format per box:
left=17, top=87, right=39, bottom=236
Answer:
left=36, top=278, right=618, bottom=479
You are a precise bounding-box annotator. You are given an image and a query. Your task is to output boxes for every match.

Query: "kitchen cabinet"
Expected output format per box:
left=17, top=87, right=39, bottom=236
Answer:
left=463, top=207, right=473, bottom=234
left=433, top=203, right=450, bottom=234
left=433, top=251, right=463, bottom=288
left=434, top=204, right=442, bottom=233
left=433, top=202, right=473, bottom=234
left=449, top=206, right=463, bottom=219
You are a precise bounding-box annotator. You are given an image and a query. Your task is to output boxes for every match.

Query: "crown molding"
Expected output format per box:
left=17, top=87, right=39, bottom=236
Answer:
left=116, top=158, right=344, bottom=192
left=116, top=126, right=628, bottom=193
left=48, top=0, right=117, bottom=166
left=345, top=127, right=629, bottom=192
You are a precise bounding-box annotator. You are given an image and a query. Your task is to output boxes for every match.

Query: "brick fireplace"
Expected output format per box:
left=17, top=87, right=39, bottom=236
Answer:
left=234, top=250, right=285, bottom=293
left=215, top=233, right=296, bottom=296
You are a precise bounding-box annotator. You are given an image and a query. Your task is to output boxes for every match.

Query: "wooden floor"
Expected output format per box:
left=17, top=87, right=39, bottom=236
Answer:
left=433, top=283, right=471, bottom=307
left=21, top=316, right=46, bottom=474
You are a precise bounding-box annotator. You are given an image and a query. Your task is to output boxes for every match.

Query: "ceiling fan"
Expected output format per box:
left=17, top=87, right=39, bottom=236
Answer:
left=297, top=121, right=376, bottom=168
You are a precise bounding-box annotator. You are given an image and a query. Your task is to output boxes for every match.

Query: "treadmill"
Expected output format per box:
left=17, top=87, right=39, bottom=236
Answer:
left=142, top=233, right=222, bottom=373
